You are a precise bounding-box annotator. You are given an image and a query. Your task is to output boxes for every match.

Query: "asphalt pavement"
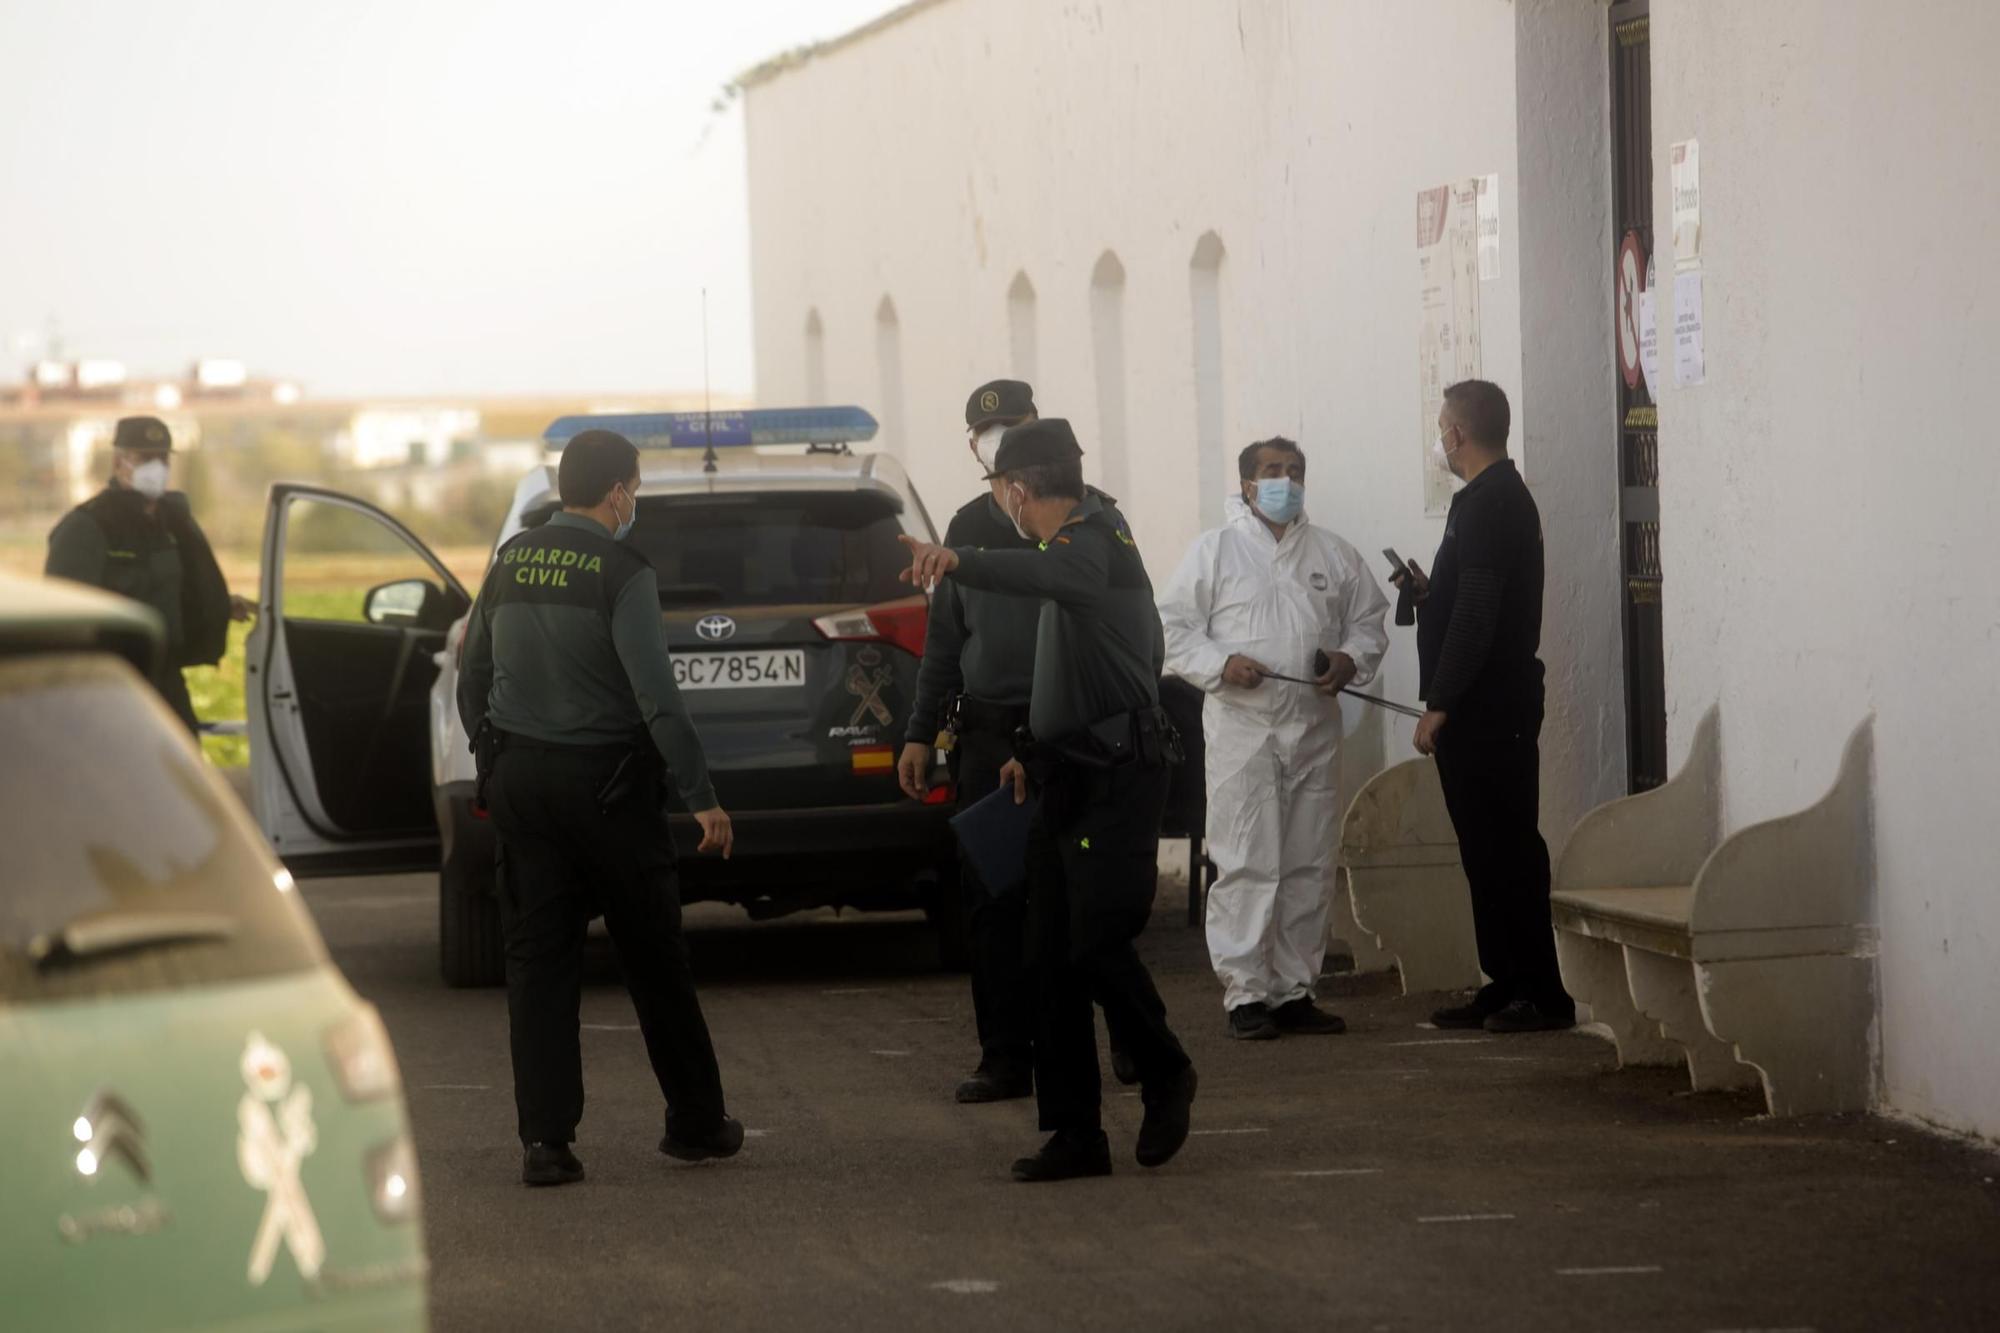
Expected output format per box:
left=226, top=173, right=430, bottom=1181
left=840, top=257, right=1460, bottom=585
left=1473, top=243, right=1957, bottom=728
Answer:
left=304, top=871, right=2000, bottom=1332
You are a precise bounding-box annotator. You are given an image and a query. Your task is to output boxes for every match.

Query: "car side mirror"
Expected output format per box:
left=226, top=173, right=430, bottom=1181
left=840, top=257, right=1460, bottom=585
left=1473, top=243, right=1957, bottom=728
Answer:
left=364, top=578, right=441, bottom=629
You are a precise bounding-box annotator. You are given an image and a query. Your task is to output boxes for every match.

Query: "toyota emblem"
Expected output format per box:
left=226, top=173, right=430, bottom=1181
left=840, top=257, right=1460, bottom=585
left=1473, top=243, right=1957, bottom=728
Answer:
left=695, top=614, right=737, bottom=642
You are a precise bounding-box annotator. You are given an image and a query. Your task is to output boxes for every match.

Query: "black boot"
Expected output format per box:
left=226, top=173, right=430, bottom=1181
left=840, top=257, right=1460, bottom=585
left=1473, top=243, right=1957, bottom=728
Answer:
left=1228, top=1003, right=1280, bottom=1041
left=1271, top=997, right=1346, bottom=1035
left=1432, top=987, right=1509, bottom=1029
left=1136, top=1065, right=1198, bottom=1168
left=955, top=1063, right=1033, bottom=1104
left=661, top=1115, right=746, bottom=1162
left=522, top=1142, right=584, bottom=1187
left=1482, top=999, right=1577, bottom=1034
left=1010, top=1130, right=1113, bottom=1183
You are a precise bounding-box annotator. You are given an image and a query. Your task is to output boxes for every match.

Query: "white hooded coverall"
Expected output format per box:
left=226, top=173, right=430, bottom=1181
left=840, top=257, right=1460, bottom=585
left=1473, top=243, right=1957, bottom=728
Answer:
left=1158, top=497, right=1390, bottom=1012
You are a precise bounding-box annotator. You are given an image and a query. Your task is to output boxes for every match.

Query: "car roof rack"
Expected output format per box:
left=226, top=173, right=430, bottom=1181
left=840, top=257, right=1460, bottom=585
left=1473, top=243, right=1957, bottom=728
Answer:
left=544, top=407, right=879, bottom=472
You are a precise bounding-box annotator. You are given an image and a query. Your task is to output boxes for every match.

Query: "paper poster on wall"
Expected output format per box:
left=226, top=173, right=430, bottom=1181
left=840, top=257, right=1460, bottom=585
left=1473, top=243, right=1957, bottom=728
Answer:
left=1476, top=173, right=1501, bottom=281
left=1638, top=295, right=1660, bottom=396
left=1672, top=270, right=1705, bottom=386
left=1671, top=139, right=1701, bottom=271
left=1416, top=179, right=1484, bottom=515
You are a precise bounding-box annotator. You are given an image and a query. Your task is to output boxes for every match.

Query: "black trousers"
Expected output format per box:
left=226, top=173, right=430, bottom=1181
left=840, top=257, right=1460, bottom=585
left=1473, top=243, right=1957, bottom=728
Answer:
left=156, top=667, right=199, bottom=735
left=1027, top=759, right=1189, bottom=1133
left=1432, top=722, right=1572, bottom=1011
left=486, top=744, right=726, bottom=1146
left=951, top=726, right=1036, bottom=1074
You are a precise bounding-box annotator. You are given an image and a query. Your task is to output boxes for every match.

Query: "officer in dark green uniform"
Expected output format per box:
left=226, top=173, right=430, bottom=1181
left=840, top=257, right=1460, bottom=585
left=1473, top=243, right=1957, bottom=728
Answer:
left=900, top=419, right=1197, bottom=1183
left=899, top=379, right=1141, bottom=1104
left=44, top=415, right=243, bottom=733
left=457, top=429, right=743, bottom=1188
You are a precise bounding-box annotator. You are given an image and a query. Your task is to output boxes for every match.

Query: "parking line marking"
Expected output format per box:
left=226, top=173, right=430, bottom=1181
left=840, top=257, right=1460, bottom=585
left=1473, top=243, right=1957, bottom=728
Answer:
left=1288, top=1168, right=1383, bottom=1178
left=1190, top=1127, right=1269, bottom=1136
left=824, top=988, right=884, bottom=996
left=931, top=1279, right=1000, bottom=1295
left=421, top=1083, right=491, bottom=1091
left=895, top=1017, right=952, bottom=1024
left=745, top=1129, right=773, bottom=1138
left=1419, top=1213, right=1515, bottom=1223
left=1386, top=1038, right=1490, bottom=1047
left=871, top=1049, right=912, bottom=1057
left=582, top=1023, right=639, bottom=1031
left=1556, top=1266, right=1663, bottom=1276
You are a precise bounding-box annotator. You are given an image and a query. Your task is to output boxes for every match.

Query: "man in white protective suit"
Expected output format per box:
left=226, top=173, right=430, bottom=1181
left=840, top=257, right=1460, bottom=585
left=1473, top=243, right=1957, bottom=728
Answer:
left=1157, top=437, right=1390, bottom=1040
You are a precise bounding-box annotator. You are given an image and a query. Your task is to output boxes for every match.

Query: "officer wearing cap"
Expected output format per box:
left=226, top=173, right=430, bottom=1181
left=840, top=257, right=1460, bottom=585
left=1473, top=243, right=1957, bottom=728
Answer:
left=898, top=379, right=1140, bottom=1105
left=44, top=415, right=249, bottom=732
left=457, top=428, right=743, bottom=1187
left=900, top=419, right=1197, bottom=1183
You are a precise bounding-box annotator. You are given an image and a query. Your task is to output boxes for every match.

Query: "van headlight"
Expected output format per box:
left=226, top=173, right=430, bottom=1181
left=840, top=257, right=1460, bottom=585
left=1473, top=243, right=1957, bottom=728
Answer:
left=324, top=1004, right=401, bottom=1102
left=366, top=1136, right=422, bottom=1224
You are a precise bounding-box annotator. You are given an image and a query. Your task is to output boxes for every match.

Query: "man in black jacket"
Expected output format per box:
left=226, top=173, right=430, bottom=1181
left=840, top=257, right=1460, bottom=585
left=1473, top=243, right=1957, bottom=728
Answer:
left=45, top=415, right=248, bottom=732
left=900, top=420, right=1195, bottom=1182
left=1400, top=380, right=1575, bottom=1034
left=899, top=380, right=1141, bottom=1103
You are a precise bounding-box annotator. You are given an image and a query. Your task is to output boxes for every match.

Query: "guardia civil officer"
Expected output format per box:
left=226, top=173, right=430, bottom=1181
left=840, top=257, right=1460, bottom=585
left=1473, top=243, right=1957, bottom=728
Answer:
left=896, top=379, right=1140, bottom=1103
left=458, top=429, right=743, bottom=1187
left=1397, top=380, right=1576, bottom=1034
left=45, top=415, right=250, bottom=732
left=900, top=419, right=1197, bottom=1183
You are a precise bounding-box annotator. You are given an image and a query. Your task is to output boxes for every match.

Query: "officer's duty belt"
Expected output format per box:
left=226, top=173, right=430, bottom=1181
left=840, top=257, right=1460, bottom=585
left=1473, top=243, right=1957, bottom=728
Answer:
left=953, top=694, right=1029, bottom=737
left=500, top=735, right=632, bottom=757
left=1015, top=704, right=1183, bottom=772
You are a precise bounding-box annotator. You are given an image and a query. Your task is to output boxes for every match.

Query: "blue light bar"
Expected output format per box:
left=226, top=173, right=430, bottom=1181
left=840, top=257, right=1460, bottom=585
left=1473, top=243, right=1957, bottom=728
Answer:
left=543, top=406, right=879, bottom=450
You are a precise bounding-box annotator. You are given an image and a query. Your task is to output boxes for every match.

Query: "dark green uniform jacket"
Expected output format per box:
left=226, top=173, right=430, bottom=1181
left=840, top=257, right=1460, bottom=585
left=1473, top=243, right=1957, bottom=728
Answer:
left=457, top=512, right=717, bottom=811
left=906, top=487, right=1125, bottom=746
left=45, top=487, right=230, bottom=672
left=948, top=492, right=1164, bottom=745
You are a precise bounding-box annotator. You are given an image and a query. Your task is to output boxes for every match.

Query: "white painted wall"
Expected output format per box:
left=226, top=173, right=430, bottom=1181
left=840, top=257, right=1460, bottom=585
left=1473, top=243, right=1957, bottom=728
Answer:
left=745, top=0, right=1625, bottom=849
left=1650, top=1, right=2000, bottom=1138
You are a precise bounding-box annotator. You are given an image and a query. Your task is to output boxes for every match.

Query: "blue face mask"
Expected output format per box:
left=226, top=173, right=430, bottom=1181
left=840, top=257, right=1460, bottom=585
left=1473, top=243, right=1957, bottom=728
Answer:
left=611, top=485, right=636, bottom=542
left=1253, top=477, right=1304, bottom=525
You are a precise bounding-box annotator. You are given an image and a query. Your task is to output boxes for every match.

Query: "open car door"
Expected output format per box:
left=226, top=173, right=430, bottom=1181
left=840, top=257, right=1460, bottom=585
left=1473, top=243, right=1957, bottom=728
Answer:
left=247, top=484, right=471, bottom=876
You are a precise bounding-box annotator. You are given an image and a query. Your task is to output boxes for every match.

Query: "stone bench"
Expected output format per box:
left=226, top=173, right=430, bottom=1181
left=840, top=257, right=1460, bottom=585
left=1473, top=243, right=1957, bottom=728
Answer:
left=1335, top=758, right=1482, bottom=993
left=1550, top=707, right=1877, bottom=1116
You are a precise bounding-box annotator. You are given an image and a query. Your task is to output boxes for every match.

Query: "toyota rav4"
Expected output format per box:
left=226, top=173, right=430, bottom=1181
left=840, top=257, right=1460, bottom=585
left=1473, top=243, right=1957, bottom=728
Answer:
left=243, top=407, right=960, bottom=986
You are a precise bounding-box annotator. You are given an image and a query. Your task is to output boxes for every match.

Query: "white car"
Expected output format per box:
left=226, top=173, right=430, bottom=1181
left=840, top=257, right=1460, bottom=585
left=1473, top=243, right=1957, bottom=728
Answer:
left=246, top=409, right=961, bottom=986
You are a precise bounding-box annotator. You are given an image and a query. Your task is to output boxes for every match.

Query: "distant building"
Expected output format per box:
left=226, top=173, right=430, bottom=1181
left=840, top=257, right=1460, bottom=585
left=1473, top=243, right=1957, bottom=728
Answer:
left=332, top=407, right=483, bottom=470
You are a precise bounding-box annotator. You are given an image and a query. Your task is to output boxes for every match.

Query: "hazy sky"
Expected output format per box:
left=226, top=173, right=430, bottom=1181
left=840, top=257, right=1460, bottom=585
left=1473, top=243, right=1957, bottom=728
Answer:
left=0, top=0, right=900, bottom=398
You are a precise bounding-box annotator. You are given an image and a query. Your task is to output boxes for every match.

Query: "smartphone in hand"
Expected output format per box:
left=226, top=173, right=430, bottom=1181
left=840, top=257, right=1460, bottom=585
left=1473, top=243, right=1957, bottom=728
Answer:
left=1382, top=548, right=1409, bottom=583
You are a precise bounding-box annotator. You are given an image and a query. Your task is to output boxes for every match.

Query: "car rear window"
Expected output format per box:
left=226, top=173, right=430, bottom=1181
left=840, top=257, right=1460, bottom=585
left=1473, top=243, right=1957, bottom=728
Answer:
left=0, top=653, right=325, bottom=1006
left=631, top=490, right=910, bottom=609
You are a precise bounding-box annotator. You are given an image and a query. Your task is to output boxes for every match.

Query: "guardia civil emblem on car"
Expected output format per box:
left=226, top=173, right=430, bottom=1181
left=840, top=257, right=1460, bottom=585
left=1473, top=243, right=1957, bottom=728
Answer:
left=696, top=614, right=737, bottom=642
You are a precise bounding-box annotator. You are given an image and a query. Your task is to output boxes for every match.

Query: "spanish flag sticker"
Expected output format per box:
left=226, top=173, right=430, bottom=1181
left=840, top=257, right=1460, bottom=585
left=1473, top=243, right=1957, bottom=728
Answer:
left=850, top=746, right=896, bottom=774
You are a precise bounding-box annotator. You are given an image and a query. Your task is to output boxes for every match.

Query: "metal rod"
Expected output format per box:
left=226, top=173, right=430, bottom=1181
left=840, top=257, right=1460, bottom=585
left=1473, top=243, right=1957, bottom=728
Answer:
left=1255, top=669, right=1426, bottom=719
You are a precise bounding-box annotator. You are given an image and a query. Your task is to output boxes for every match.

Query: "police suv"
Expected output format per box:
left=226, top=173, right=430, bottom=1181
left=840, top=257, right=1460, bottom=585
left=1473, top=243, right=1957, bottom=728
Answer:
left=245, top=408, right=960, bottom=985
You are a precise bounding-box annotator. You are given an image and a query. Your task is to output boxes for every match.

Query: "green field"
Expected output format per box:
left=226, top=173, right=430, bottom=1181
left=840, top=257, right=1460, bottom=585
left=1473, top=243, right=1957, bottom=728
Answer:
left=9, top=521, right=486, bottom=772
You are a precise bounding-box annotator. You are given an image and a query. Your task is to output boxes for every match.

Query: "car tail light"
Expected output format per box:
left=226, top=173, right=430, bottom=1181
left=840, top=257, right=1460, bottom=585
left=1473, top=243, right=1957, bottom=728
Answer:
left=325, top=1004, right=402, bottom=1103
left=812, top=594, right=928, bottom=658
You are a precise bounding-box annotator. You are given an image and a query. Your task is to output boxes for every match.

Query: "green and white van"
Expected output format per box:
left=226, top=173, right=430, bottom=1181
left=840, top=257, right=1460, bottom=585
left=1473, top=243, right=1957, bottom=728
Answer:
left=0, top=573, right=428, bottom=1331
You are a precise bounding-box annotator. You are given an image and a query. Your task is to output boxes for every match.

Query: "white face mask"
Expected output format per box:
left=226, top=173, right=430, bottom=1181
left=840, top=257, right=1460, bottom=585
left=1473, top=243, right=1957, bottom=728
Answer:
left=1004, top=483, right=1032, bottom=541
left=973, top=424, right=1008, bottom=473
left=1431, top=434, right=1466, bottom=490
left=129, top=459, right=170, bottom=500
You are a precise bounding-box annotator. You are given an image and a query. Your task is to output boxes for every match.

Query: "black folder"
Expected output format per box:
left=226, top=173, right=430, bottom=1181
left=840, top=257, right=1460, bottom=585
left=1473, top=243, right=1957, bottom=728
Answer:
left=949, top=786, right=1038, bottom=899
